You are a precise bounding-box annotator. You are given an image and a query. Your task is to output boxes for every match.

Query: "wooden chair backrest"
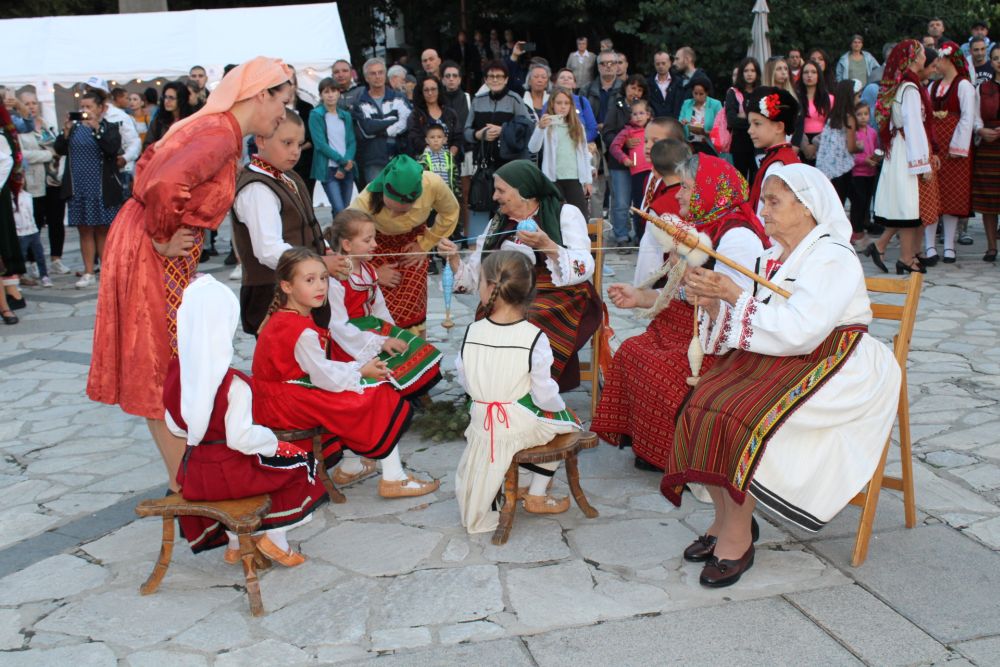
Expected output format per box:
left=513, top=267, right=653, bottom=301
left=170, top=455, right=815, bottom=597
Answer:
left=587, top=219, right=605, bottom=295
left=864, top=273, right=923, bottom=370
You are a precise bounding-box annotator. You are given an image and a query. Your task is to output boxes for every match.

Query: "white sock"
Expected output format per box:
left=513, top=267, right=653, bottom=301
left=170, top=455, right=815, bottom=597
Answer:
left=380, top=448, right=408, bottom=482
left=942, top=215, right=958, bottom=254
left=528, top=472, right=552, bottom=496
left=265, top=529, right=289, bottom=552
left=924, top=221, right=939, bottom=255
left=225, top=531, right=239, bottom=550
left=338, top=451, right=365, bottom=474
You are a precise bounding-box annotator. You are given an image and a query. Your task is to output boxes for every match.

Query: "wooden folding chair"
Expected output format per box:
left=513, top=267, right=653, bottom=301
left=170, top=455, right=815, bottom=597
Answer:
left=579, top=219, right=606, bottom=417
left=849, top=272, right=923, bottom=567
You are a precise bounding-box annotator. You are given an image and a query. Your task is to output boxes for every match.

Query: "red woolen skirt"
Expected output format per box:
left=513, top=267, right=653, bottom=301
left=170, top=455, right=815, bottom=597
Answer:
left=176, top=444, right=328, bottom=553
left=591, top=300, right=717, bottom=470
left=370, top=226, right=429, bottom=329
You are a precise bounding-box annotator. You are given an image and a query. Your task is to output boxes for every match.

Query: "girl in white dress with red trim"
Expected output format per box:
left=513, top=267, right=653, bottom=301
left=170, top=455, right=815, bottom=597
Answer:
left=455, top=251, right=582, bottom=534
left=164, top=275, right=326, bottom=567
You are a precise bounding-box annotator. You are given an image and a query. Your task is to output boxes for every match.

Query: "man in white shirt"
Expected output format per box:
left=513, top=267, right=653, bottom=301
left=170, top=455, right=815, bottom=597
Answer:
left=648, top=51, right=675, bottom=118
left=566, top=37, right=597, bottom=89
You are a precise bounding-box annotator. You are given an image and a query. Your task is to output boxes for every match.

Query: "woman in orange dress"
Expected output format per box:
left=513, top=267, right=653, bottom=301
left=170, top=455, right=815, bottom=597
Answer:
left=87, top=57, right=293, bottom=492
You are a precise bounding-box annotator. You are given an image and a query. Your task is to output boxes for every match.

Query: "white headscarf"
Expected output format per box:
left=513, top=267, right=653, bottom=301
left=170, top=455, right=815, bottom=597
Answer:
left=176, top=275, right=241, bottom=446
left=766, top=163, right=853, bottom=242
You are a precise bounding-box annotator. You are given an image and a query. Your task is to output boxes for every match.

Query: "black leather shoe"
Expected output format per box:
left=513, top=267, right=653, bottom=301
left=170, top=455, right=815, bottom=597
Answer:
left=683, top=534, right=717, bottom=562
left=699, top=544, right=755, bottom=587
left=634, top=456, right=663, bottom=472
left=7, top=295, right=25, bottom=310
left=863, top=243, right=888, bottom=273
left=751, top=515, right=760, bottom=543
left=942, top=250, right=956, bottom=264
left=1, top=310, right=18, bottom=325
left=922, top=253, right=939, bottom=267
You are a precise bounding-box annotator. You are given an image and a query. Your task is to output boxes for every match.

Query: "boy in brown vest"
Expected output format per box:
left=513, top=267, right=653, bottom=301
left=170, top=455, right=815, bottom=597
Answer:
left=231, top=110, right=348, bottom=334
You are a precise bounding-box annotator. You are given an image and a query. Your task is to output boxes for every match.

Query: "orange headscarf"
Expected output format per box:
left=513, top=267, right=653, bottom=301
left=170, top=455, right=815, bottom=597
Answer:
left=157, top=56, right=292, bottom=145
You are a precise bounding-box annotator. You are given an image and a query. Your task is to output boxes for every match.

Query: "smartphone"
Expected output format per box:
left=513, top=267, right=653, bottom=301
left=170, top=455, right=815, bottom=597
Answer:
left=522, top=41, right=537, bottom=52
left=68, top=111, right=83, bottom=122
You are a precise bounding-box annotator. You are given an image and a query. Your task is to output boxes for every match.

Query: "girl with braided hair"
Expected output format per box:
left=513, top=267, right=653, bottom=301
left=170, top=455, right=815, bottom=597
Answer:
left=252, top=247, right=439, bottom=499
left=454, top=250, right=581, bottom=533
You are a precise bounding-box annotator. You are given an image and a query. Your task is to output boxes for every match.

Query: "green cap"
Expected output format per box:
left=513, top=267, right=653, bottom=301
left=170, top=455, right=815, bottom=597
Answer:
left=367, top=155, right=424, bottom=203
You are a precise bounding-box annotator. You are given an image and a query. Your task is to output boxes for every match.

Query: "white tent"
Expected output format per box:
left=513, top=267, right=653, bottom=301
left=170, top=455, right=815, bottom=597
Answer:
left=0, top=2, right=350, bottom=127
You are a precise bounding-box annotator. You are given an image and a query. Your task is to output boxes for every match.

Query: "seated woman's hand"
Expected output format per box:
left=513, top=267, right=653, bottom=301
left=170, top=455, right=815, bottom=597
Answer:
left=517, top=229, right=557, bottom=253
left=685, top=267, right=742, bottom=305
left=607, top=283, right=656, bottom=309
left=381, top=337, right=409, bottom=356
left=360, top=358, right=391, bottom=381
left=322, top=253, right=351, bottom=277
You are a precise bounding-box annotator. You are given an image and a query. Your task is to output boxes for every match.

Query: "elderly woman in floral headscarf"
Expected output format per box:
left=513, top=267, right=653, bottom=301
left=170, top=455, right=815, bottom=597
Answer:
left=440, top=159, right=601, bottom=391
left=592, top=154, right=768, bottom=472
left=922, top=41, right=981, bottom=265
left=667, top=163, right=900, bottom=588
left=88, top=57, right=295, bottom=493
left=870, top=40, right=936, bottom=274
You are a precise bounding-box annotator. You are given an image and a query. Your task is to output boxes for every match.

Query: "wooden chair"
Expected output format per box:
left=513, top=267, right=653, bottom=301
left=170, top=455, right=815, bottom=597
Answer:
left=580, top=219, right=607, bottom=417
left=848, top=272, right=923, bottom=566
left=271, top=427, right=347, bottom=504
left=492, top=430, right=600, bottom=545
left=135, top=494, right=273, bottom=616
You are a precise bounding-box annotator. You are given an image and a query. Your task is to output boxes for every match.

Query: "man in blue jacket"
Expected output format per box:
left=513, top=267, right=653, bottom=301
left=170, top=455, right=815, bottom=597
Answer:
left=352, top=58, right=411, bottom=188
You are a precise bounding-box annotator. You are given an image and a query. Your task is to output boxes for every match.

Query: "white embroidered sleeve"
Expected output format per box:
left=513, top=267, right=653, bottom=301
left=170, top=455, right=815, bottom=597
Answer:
left=949, top=80, right=978, bottom=157
left=529, top=334, right=567, bottom=412
left=901, top=86, right=931, bottom=175
left=224, top=377, right=280, bottom=456
left=327, top=278, right=386, bottom=362
left=543, top=204, right=594, bottom=286
left=294, top=329, right=364, bottom=393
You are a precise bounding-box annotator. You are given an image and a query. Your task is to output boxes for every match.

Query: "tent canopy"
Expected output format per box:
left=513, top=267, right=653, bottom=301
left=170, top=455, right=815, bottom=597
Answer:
left=0, top=2, right=348, bottom=88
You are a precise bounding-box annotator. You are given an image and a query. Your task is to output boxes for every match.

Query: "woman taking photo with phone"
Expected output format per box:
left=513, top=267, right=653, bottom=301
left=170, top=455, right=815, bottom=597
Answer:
left=527, top=87, right=592, bottom=217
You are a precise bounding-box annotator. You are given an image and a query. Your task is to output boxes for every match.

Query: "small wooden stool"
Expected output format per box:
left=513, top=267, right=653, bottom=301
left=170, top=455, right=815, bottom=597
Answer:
left=492, top=431, right=600, bottom=545
left=135, top=494, right=273, bottom=616
left=271, top=427, right=347, bottom=504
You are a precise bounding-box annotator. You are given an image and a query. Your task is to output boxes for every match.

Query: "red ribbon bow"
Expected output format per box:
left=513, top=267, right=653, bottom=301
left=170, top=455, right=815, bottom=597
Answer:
left=476, top=401, right=511, bottom=463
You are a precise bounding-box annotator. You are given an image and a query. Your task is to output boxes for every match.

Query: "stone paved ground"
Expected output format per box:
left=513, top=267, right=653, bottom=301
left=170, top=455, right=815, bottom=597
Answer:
left=1, top=215, right=1000, bottom=666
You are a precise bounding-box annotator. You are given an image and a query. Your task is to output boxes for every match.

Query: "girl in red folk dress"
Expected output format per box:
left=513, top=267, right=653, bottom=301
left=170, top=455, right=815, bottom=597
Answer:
left=322, top=209, right=443, bottom=486
left=923, top=42, right=980, bottom=265
left=164, top=275, right=326, bottom=567
left=252, top=248, right=439, bottom=498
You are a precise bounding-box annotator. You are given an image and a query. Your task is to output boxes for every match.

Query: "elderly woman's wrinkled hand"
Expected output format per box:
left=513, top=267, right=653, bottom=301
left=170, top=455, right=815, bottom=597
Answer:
left=685, top=267, right=742, bottom=305
left=517, top=229, right=557, bottom=253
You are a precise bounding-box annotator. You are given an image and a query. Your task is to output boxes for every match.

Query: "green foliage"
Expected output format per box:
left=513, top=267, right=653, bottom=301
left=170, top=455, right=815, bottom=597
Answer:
left=411, top=395, right=470, bottom=443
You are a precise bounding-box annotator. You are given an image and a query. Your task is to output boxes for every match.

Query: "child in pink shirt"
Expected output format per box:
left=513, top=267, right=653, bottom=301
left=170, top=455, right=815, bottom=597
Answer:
left=849, top=102, right=882, bottom=239
left=611, top=100, right=653, bottom=241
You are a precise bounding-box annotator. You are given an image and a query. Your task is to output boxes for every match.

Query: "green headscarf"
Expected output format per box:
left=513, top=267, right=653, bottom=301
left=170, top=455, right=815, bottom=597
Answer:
left=367, top=155, right=424, bottom=203
left=489, top=160, right=564, bottom=249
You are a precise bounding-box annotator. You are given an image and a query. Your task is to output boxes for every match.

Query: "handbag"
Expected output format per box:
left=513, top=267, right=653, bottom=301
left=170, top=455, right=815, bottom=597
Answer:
left=469, top=141, right=495, bottom=212
left=710, top=88, right=743, bottom=154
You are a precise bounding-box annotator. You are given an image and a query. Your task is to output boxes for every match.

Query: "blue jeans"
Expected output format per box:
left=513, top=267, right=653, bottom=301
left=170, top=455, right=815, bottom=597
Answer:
left=322, top=167, right=356, bottom=214
left=19, top=232, right=48, bottom=278
left=609, top=168, right=633, bottom=242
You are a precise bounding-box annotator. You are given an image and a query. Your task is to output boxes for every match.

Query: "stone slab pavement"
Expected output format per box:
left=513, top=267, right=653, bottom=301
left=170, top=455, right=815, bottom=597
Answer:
left=1, top=213, right=999, bottom=665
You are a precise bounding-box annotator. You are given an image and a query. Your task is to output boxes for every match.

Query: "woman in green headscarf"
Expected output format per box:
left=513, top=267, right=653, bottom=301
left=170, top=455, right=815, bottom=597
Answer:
left=351, top=154, right=460, bottom=334
left=440, top=160, right=601, bottom=391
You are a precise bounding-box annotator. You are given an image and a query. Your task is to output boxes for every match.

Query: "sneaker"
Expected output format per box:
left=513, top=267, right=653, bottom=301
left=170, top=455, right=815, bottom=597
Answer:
left=957, top=232, right=974, bottom=246
left=616, top=239, right=630, bottom=256
left=50, top=259, right=71, bottom=275
left=26, top=262, right=39, bottom=279
left=602, top=264, right=616, bottom=277
left=75, top=273, right=95, bottom=289
left=41, top=276, right=53, bottom=288
left=229, top=265, right=242, bottom=281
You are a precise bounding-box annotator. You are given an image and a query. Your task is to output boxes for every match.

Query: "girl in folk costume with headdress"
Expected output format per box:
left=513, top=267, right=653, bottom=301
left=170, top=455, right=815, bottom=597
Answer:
left=321, top=208, right=443, bottom=486
left=88, top=57, right=297, bottom=494
left=745, top=87, right=801, bottom=216
left=922, top=41, right=982, bottom=265
left=455, top=251, right=582, bottom=532
left=252, top=247, right=439, bottom=498
left=0, top=103, right=26, bottom=324
left=870, top=40, right=937, bottom=275
left=164, top=275, right=327, bottom=566
left=591, top=154, right=768, bottom=472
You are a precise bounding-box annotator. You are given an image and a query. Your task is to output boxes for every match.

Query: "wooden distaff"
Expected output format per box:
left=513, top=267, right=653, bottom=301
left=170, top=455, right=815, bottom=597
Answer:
left=630, top=207, right=792, bottom=299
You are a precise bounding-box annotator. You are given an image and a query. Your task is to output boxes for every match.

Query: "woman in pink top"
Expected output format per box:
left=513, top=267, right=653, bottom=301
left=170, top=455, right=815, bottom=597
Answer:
left=848, top=102, right=882, bottom=238
left=795, top=61, right=833, bottom=165
left=610, top=99, right=653, bottom=241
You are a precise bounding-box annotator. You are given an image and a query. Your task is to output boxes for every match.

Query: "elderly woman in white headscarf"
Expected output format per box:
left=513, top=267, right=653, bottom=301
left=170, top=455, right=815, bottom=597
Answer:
left=164, top=275, right=328, bottom=567
left=661, top=163, right=901, bottom=589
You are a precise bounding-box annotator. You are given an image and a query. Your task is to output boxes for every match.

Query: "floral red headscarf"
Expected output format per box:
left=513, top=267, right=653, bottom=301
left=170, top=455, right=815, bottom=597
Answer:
left=0, top=104, right=23, bottom=209
left=686, top=154, right=768, bottom=246
left=937, top=40, right=972, bottom=82
left=876, top=39, right=935, bottom=156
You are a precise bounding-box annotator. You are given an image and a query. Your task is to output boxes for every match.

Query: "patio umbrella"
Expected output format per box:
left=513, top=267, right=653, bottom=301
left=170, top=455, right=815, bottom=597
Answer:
left=747, top=0, right=771, bottom=65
